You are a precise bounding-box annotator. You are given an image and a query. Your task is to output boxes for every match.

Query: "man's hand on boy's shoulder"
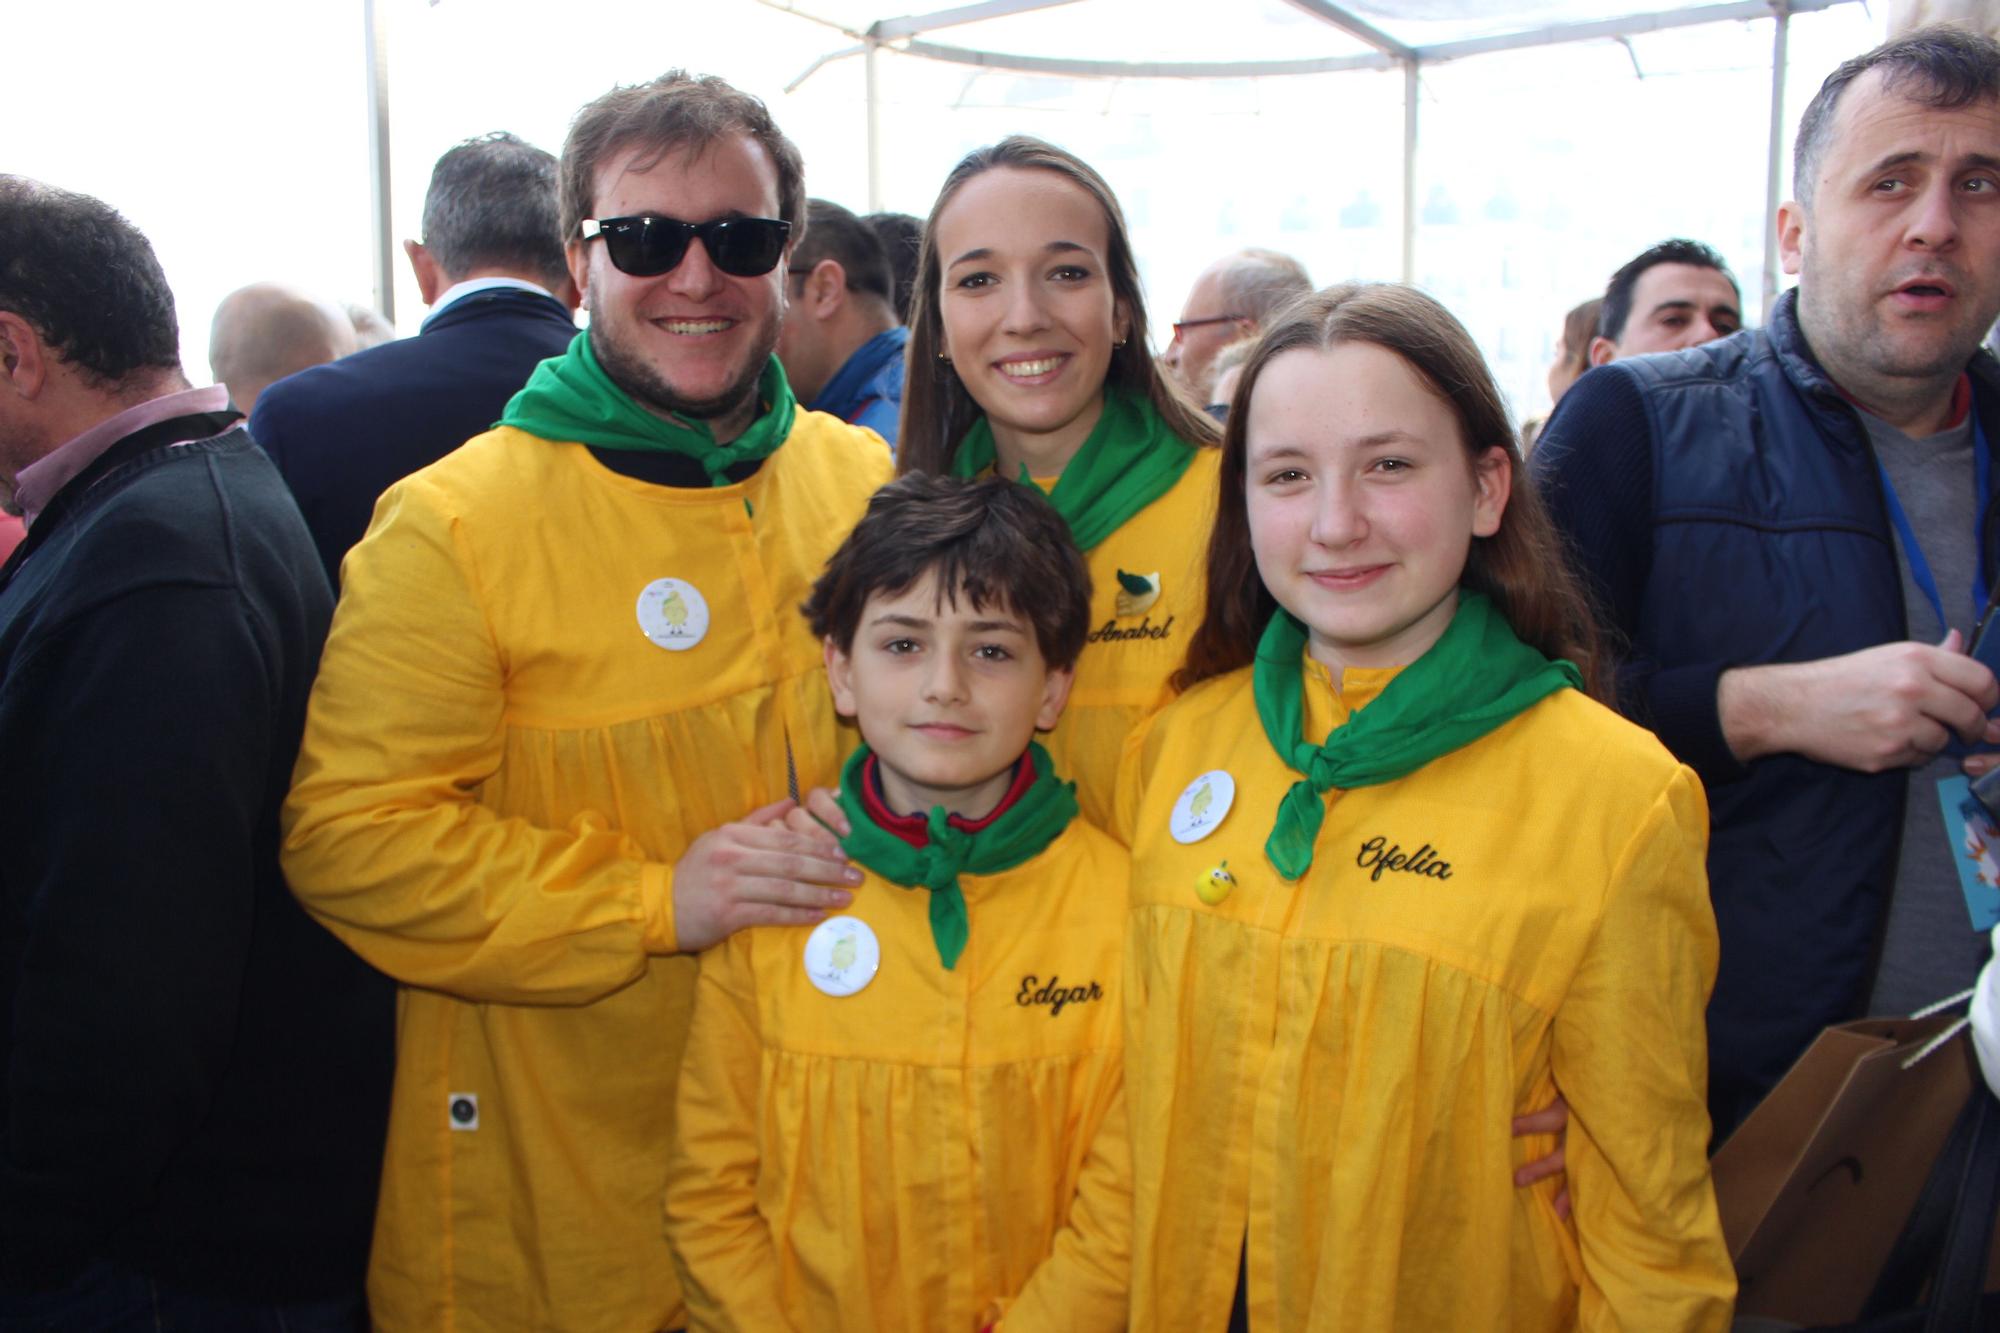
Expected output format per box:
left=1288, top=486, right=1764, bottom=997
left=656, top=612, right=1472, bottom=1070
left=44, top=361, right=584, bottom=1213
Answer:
left=790, top=785, right=850, bottom=839
left=673, top=799, right=862, bottom=952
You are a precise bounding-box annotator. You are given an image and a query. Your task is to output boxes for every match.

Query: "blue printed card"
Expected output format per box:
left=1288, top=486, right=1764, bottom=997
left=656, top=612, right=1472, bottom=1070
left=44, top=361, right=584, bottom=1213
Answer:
left=1940, top=775, right=2000, bottom=931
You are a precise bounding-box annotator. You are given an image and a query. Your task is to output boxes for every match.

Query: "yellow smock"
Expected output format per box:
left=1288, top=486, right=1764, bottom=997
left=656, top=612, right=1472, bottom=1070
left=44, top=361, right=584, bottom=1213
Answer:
left=1113, top=659, right=1735, bottom=1331
left=665, top=815, right=1131, bottom=1333
left=1037, top=445, right=1218, bottom=829
left=280, top=415, right=892, bottom=1333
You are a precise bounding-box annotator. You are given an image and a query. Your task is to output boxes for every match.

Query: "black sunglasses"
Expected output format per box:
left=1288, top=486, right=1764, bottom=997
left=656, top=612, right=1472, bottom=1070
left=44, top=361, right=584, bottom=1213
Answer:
left=578, top=214, right=792, bottom=278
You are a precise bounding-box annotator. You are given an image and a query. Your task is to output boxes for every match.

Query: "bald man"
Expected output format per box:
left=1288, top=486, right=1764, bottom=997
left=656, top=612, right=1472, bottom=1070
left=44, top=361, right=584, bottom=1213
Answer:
left=1164, top=247, right=1311, bottom=404
left=209, top=283, right=356, bottom=416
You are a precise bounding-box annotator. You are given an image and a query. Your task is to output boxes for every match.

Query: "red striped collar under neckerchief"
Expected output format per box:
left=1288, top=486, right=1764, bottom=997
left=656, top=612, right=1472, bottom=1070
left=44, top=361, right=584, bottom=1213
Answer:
left=856, top=751, right=1036, bottom=849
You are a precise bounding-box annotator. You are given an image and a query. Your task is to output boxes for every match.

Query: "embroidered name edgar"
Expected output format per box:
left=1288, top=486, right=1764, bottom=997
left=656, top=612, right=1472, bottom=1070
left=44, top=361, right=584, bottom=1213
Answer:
left=1016, top=974, right=1103, bottom=1017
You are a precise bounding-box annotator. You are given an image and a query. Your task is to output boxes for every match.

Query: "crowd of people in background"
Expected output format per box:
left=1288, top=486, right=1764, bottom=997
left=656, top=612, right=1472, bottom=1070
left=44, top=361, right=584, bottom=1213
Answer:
left=0, top=17, right=1997, bottom=1333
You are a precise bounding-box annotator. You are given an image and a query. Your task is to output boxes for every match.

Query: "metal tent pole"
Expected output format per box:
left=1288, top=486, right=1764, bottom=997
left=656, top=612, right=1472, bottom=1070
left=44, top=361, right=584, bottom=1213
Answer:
left=1402, top=60, right=1418, bottom=285
left=1762, top=3, right=1791, bottom=322
left=866, top=39, right=884, bottom=212
left=364, top=0, right=395, bottom=325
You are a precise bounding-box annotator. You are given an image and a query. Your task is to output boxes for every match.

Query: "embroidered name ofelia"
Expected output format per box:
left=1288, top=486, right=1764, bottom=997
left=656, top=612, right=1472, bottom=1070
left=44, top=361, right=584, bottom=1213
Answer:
left=1356, top=836, right=1453, bottom=882
left=1016, top=974, right=1103, bottom=1017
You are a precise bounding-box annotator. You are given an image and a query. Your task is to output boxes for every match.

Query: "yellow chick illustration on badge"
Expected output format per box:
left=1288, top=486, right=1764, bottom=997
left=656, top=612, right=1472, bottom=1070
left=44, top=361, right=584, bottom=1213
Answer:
left=661, top=588, right=689, bottom=629
left=829, top=932, right=858, bottom=974
left=1196, top=861, right=1236, bottom=906
left=1114, top=569, right=1161, bottom=618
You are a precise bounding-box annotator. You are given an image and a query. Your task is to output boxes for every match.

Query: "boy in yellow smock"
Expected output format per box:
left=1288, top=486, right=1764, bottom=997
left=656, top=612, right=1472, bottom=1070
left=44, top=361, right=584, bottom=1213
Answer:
left=666, top=475, right=1128, bottom=1332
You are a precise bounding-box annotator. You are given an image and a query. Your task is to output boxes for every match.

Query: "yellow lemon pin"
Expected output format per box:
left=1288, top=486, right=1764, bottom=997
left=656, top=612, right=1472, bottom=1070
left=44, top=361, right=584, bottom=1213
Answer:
left=1196, top=861, right=1236, bottom=906
left=636, top=577, right=710, bottom=650
left=1114, top=569, right=1161, bottom=618
left=1170, top=769, right=1235, bottom=843
left=804, top=916, right=880, bottom=997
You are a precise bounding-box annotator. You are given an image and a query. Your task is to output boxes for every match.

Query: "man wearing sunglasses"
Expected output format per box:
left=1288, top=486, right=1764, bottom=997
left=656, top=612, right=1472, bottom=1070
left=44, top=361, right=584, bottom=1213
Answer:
left=281, top=70, right=892, bottom=1333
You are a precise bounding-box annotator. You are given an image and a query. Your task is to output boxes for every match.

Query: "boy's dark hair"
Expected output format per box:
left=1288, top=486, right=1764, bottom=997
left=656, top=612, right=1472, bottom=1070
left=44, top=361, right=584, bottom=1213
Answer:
left=0, top=176, right=181, bottom=386
left=1596, top=238, right=1736, bottom=343
left=804, top=474, right=1092, bottom=671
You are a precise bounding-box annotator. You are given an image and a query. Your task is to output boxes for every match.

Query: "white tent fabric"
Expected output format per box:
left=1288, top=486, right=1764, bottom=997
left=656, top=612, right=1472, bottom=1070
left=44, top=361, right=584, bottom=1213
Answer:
left=706, top=0, right=1879, bottom=417
left=15, top=0, right=1890, bottom=424
left=747, top=0, right=1856, bottom=304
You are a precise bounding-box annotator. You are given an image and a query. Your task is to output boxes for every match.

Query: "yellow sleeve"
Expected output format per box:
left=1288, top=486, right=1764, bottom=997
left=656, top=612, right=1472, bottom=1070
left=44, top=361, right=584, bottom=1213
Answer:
left=1554, top=765, right=1736, bottom=1331
left=1109, top=709, right=1161, bottom=850
left=280, top=477, right=676, bottom=1005
left=990, top=1076, right=1132, bottom=1332
left=664, top=935, right=793, bottom=1332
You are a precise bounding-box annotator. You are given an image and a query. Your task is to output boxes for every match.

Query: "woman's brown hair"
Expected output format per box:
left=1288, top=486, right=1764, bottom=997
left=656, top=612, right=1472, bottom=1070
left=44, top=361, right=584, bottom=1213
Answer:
left=1556, top=296, right=1602, bottom=387
left=896, top=135, right=1219, bottom=476
left=1176, top=282, right=1605, bottom=699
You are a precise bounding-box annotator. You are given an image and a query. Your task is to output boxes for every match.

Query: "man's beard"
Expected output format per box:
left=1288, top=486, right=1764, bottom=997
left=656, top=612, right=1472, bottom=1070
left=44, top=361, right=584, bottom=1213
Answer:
left=590, top=320, right=769, bottom=424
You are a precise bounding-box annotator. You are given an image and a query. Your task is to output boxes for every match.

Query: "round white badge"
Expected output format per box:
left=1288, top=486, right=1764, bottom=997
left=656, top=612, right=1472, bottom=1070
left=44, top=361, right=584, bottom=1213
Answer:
left=635, top=578, right=710, bottom=651
left=1170, top=769, right=1236, bottom=845
left=803, top=916, right=881, bottom=998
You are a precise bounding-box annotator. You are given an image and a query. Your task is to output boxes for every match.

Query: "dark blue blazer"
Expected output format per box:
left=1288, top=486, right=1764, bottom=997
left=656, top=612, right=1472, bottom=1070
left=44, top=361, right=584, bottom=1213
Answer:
left=249, top=287, right=577, bottom=585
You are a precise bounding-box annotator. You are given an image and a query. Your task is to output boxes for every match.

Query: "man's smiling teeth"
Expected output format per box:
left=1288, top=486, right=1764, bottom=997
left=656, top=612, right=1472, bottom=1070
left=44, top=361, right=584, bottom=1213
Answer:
left=661, top=319, right=730, bottom=334
left=1001, top=357, right=1063, bottom=377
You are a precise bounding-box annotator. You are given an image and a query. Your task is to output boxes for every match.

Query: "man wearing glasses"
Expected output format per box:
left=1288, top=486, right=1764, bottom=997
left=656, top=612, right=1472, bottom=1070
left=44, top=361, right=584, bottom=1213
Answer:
left=1162, top=246, right=1311, bottom=406
left=282, top=71, right=891, bottom=1333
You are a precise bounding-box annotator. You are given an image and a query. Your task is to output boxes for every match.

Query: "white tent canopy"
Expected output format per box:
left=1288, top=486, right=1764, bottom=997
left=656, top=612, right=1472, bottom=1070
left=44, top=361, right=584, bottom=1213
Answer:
left=737, top=0, right=1858, bottom=313
left=17, top=0, right=1890, bottom=425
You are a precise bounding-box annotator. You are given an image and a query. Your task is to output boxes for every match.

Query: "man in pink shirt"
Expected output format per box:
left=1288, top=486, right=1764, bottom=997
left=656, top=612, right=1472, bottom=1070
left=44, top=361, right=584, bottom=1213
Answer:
left=0, top=175, right=390, bottom=1330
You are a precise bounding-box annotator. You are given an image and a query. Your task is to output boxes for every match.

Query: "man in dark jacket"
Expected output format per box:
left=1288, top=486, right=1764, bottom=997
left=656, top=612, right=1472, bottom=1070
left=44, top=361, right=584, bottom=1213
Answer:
left=0, top=176, right=391, bottom=1328
left=1533, top=27, right=2000, bottom=1137
left=775, top=198, right=906, bottom=447
left=250, top=131, right=579, bottom=587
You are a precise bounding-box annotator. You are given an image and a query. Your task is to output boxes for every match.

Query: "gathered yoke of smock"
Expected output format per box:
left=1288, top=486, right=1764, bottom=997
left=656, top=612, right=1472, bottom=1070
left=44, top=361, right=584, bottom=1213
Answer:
left=1040, top=445, right=1218, bottom=829
left=1113, top=658, right=1736, bottom=1332
left=667, top=795, right=1131, bottom=1333
left=281, top=415, right=892, bottom=1333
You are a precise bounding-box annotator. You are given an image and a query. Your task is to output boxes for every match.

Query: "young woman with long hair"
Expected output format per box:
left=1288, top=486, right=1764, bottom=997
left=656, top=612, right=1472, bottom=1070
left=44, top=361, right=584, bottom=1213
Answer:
left=1116, top=283, right=1735, bottom=1329
left=898, top=136, right=1222, bottom=828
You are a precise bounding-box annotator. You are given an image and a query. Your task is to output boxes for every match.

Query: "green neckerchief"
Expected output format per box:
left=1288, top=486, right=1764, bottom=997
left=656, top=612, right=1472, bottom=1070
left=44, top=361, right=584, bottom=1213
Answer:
left=949, top=386, right=1196, bottom=550
left=1254, top=591, right=1581, bottom=880
left=496, top=330, right=796, bottom=486
left=835, top=742, right=1078, bottom=970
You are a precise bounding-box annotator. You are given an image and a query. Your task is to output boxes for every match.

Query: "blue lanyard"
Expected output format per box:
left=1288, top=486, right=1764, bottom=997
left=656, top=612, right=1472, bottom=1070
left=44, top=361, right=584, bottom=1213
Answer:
left=1874, top=410, right=1993, bottom=631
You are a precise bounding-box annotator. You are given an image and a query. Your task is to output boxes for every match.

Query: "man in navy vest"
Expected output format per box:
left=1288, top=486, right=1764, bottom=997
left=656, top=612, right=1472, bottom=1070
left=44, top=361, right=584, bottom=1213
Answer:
left=251, top=132, right=579, bottom=587
left=1534, top=26, right=2000, bottom=1138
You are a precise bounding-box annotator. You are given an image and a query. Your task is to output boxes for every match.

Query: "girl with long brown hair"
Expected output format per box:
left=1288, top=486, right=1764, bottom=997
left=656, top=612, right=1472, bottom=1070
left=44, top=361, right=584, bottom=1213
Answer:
left=899, top=135, right=1221, bottom=828
left=1115, top=283, right=1735, bottom=1330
